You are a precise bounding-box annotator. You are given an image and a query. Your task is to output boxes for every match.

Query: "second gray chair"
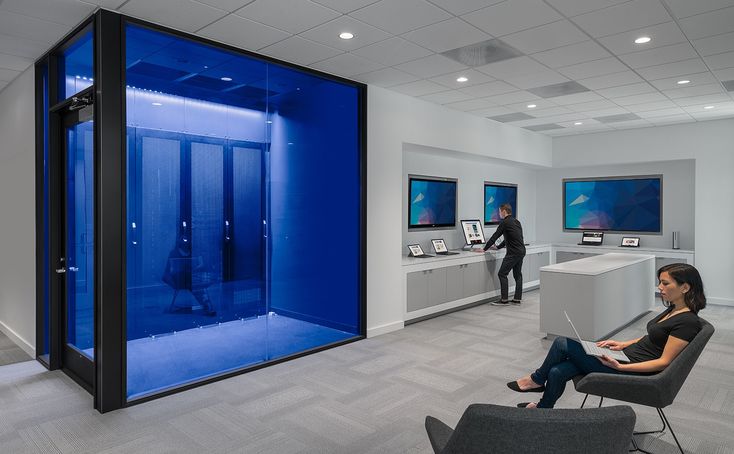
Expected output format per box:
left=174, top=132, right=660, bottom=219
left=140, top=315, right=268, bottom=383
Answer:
left=425, top=403, right=636, bottom=454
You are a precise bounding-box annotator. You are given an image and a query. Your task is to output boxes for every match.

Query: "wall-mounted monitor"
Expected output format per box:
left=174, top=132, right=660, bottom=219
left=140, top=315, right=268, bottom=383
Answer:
left=408, top=175, right=457, bottom=229
left=563, top=175, right=662, bottom=233
left=484, top=182, right=517, bottom=225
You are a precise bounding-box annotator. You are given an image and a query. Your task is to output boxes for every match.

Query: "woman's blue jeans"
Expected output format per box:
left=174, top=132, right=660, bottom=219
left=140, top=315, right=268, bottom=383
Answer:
left=530, top=337, right=628, bottom=408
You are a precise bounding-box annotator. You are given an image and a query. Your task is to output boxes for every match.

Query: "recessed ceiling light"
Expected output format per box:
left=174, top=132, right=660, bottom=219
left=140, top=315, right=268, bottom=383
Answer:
left=151, top=102, right=163, bottom=106
left=220, top=76, right=232, bottom=81
left=704, top=105, right=715, bottom=109
left=456, top=76, right=468, bottom=82
left=677, top=80, right=690, bottom=85
left=527, top=104, right=537, bottom=109
left=574, top=122, right=583, bottom=125
left=339, top=32, right=354, bottom=40
left=634, top=36, right=651, bottom=44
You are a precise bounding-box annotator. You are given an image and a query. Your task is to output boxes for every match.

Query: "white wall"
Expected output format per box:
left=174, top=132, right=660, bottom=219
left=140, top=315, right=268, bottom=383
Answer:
left=0, top=67, right=36, bottom=355
left=536, top=160, right=695, bottom=250
left=367, top=86, right=552, bottom=336
left=553, top=119, right=734, bottom=306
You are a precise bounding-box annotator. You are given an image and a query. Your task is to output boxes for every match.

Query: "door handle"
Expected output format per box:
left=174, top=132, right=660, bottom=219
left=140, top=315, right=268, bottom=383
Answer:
left=56, top=267, right=66, bottom=274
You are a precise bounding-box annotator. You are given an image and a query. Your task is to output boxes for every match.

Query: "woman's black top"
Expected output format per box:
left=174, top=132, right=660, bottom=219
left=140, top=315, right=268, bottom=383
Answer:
left=623, top=308, right=701, bottom=363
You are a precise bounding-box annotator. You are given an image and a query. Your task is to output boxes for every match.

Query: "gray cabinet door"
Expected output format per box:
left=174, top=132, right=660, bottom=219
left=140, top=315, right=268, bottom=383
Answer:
left=406, top=271, right=428, bottom=312
left=526, top=253, right=538, bottom=282
left=446, top=265, right=463, bottom=302
left=427, top=268, right=448, bottom=306
left=463, top=262, right=483, bottom=298
left=484, top=258, right=500, bottom=293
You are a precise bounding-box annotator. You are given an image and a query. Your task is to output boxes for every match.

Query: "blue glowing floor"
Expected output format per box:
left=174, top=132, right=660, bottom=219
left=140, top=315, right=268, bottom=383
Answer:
left=126, top=314, right=356, bottom=399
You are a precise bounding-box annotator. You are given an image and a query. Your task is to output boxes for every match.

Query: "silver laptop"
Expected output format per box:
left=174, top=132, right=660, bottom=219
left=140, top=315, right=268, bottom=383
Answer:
left=564, top=311, right=630, bottom=363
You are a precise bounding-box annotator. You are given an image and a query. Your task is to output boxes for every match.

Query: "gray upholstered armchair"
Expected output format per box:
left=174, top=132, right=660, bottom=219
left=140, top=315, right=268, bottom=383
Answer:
left=425, top=403, right=636, bottom=454
left=574, top=318, right=714, bottom=454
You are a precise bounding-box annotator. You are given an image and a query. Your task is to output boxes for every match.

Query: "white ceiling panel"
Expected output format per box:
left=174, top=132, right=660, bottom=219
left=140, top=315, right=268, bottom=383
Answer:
left=624, top=100, right=677, bottom=111
left=351, top=37, right=433, bottom=66
left=609, top=119, right=653, bottom=129
left=572, top=0, right=673, bottom=38
left=648, top=72, right=719, bottom=90
left=507, top=69, right=570, bottom=89
left=663, top=0, right=734, bottom=19
left=635, top=58, right=709, bottom=80
left=551, top=91, right=605, bottom=105
left=0, top=53, right=34, bottom=72
left=579, top=71, right=644, bottom=89
left=394, top=54, right=467, bottom=78
left=80, top=0, right=127, bottom=7
left=402, top=18, right=491, bottom=53
left=310, top=0, right=381, bottom=14
left=350, top=0, right=452, bottom=35
left=596, top=82, right=656, bottom=98
left=501, top=20, right=587, bottom=55
left=646, top=113, right=693, bottom=124
left=677, top=6, right=734, bottom=40
left=531, top=40, right=611, bottom=69
left=352, top=67, right=419, bottom=86
left=444, top=98, right=498, bottom=111
left=476, top=56, right=550, bottom=79
left=565, top=99, right=621, bottom=112
left=611, top=92, right=668, bottom=106
left=483, top=90, right=541, bottom=105
left=198, top=14, right=290, bottom=51
left=458, top=80, right=517, bottom=97
left=309, top=52, right=385, bottom=76
left=389, top=79, right=447, bottom=96
left=663, top=83, right=726, bottom=99
left=429, top=69, right=495, bottom=89
left=526, top=106, right=574, bottom=117
left=461, top=0, right=562, bottom=37
left=299, top=16, right=392, bottom=51
left=0, top=0, right=94, bottom=27
left=0, top=68, right=22, bottom=82
left=714, top=67, right=734, bottom=80
left=673, top=93, right=732, bottom=106
left=235, top=0, right=340, bottom=34
left=190, top=0, right=255, bottom=12
left=704, top=51, right=734, bottom=70
left=578, top=107, right=631, bottom=117
left=618, top=42, right=698, bottom=69
left=597, top=21, right=688, bottom=56
left=546, top=0, right=632, bottom=18
left=635, top=106, right=686, bottom=118
left=419, top=89, right=474, bottom=104
left=0, top=80, right=7, bottom=91
left=120, top=0, right=228, bottom=33
left=470, top=106, right=514, bottom=117
left=558, top=57, right=628, bottom=80
left=0, top=10, right=74, bottom=43
left=0, top=35, right=50, bottom=59
left=259, top=36, right=342, bottom=66
left=692, top=31, right=734, bottom=57
left=425, top=0, right=504, bottom=16
left=502, top=99, right=559, bottom=111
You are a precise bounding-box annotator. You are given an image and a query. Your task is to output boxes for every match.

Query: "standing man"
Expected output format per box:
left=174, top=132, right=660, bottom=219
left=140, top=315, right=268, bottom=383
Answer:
left=483, top=203, right=526, bottom=306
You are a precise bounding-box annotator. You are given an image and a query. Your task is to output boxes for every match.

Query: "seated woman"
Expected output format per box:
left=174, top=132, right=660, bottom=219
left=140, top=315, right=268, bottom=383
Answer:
left=509, top=263, right=706, bottom=408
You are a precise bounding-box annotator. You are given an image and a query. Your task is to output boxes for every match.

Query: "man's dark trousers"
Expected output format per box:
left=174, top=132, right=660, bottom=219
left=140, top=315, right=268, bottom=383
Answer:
left=498, top=254, right=524, bottom=301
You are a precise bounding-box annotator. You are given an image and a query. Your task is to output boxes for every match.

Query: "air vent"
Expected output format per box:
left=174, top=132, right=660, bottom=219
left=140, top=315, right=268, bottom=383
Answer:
left=488, top=112, right=535, bottom=122
left=722, top=80, right=734, bottom=92
left=594, top=113, right=641, bottom=123
left=441, top=39, right=523, bottom=67
left=527, top=81, right=590, bottom=98
left=524, top=123, right=563, bottom=131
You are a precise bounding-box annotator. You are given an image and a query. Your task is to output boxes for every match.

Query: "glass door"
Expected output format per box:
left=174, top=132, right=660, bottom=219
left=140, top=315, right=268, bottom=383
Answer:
left=58, top=103, right=95, bottom=389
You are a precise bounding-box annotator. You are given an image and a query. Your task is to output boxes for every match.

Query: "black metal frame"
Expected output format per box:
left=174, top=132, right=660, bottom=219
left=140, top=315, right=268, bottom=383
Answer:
left=36, top=8, right=367, bottom=413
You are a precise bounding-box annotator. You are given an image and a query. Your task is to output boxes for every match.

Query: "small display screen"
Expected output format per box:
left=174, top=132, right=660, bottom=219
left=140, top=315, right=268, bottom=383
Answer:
left=461, top=220, right=485, bottom=245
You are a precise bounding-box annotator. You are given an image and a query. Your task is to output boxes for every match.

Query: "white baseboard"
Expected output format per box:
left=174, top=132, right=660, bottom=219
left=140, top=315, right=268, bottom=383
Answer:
left=708, top=297, right=734, bottom=307
left=367, top=320, right=404, bottom=338
left=0, top=319, right=35, bottom=358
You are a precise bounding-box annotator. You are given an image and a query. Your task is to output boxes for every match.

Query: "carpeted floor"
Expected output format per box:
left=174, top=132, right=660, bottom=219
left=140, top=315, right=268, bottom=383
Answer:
left=0, top=329, right=31, bottom=366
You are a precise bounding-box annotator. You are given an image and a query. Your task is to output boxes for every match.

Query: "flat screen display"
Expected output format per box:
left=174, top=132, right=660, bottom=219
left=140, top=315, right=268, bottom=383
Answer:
left=484, top=183, right=517, bottom=225
left=409, top=176, right=457, bottom=229
left=564, top=176, right=662, bottom=233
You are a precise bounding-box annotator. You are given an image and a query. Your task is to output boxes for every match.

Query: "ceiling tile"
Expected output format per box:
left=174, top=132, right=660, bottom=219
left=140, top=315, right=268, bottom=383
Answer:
left=527, top=106, right=574, bottom=117
left=545, top=0, right=632, bottom=17
left=79, top=0, right=127, bottom=7
left=692, top=31, right=734, bottom=57
left=350, top=0, right=452, bottom=35
left=714, top=67, right=734, bottom=80
left=565, top=99, right=621, bottom=112
left=0, top=53, right=34, bottom=71
left=259, top=36, right=342, bottom=66
left=429, top=69, right=495, bottom=89
left=0, top=0, right=95, bottom=27
left=309, top=52, right=384, bottom=76
left=635, top=106, right=686, bottom=118
left=531, top=41, right=611, bottom=69
left=551, top=91, right=605, bottom=105
left=619, top=42, right=698, bottom=69
left=299, top=16, right=391, bottom=51
left=636, top=58, right=709, bottom=80
left=352, top=67, right=419, bottom=86
left=402, top=18, right=492, bottom=53
left=0, top=10, right=72, bottom=43
left=610, top=92, right=668, bottom=106
left=483, top=90, right=541, bottom=105
left=419, top=89, right=474, bottom=104
left=501, top=20, right=587, bottom=55
left=704, top=51, right=734, bottom=70
left=596, top=82, right=656, bottom=98
left=557, top=57, right=628, bottom=80
left=444, top=98, right=498, bottom=111
left=198, top=14, right=290, bottom=51
left=394, top=54, right=467, bottom=78
left=476, top=56, right=549, bottom=79
left=461, top=0, right=562, bottom=37
left=677, top=5, right=734, bottom=40
left=597, top=21, right=688, bottom=56
left=502, top=99, right=559, bottom=111
left=390, top=79, right=448, bottom=96
left=507, top=69, right=570, bottom=89
left=575, top=107, right=629, bottom=117
left=648, top=72, right=719, bottom=90
left=622, top=100, right=677, bottom=111
left=471, top=106, right=514, bottom=117
left=0, top=68, right=22, bottom=82
left=673, top=93, right=731, bottom=106
left=0, top=34, right=49, bottom=59
left=579, top=70, right=645, bottom=89
left=310, top=0, right=381, bottom=13
left=425, top=0, right=504, bottom=15
left=0, top=80, right=8, bottom=91
left=663, top=0, right=734, bottom=19
left=663, top=83, right=725, bottom=99
left=572, top=0, right=672, bottom=38
left=194, top=0, right=256, bottom=12
left=646, top=113, right=693, bottom=124
left=235, top=0, right=339, bottom=34
left=458, top=80, right=517, bottom=97
left=351, top=37, right=432, bottom=66
left=609, top=119, right=653, bottom=129
left=120, top=0, right=228, bottom=33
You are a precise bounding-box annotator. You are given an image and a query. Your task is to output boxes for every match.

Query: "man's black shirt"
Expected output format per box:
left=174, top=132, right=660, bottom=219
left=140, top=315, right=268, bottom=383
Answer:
left=483, top=215, right=526, bottom=256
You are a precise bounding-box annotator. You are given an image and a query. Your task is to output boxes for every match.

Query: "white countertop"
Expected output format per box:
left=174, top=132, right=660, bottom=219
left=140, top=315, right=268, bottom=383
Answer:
left=553, top=243, right=694, bottom=254
left=402, top=243, right=551, bottom=266
left=540, top=252, right=655, bottom=276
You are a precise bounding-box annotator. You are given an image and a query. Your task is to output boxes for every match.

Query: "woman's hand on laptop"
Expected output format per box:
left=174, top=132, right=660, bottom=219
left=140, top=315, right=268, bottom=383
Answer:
left=598, top=354, right=622, bottom=370
left=596, top=339, right=624, bottom=351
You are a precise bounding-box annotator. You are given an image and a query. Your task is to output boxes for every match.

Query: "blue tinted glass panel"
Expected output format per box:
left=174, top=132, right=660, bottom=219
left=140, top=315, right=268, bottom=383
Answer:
left=564, top=177, right=661, bottom=232
left=59, top=28, right=93, bottom=100
left=408, top=178, right=457, bottom=228
left=125, top=23, right=362, bottom=400
left=484, top=184, right=517, bottom=225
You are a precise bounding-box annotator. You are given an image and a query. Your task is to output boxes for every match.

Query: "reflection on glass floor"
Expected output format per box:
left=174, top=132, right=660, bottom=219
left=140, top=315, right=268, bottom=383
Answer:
left=126, top=313, right=356, bottom=399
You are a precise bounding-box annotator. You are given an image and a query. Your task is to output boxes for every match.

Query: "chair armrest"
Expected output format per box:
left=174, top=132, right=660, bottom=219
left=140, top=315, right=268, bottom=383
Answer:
left=575, top=372, right=672, bottom=408
left=425, top=416, right=454, bottom=454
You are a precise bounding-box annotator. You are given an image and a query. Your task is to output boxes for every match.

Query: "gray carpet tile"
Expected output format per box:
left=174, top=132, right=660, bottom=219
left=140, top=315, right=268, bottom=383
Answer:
left=0, top=329, right=32, bottom=366
left=1, top=290, right=734, bottom=453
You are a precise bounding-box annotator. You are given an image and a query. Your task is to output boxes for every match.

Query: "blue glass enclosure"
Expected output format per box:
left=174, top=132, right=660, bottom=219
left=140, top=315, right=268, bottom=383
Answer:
left=124, top=24, right=362, bottom=399
left=59, top=28, right=93, bottom=100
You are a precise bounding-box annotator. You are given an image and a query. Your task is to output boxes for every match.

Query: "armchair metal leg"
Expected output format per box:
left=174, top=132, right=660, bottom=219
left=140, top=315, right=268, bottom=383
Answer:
left=579, top=394, right=604, bottom=408
left=629, top=408, right=684, bottom=454
left=633, top=408, right=666, bottom=435
left=659, top=408, right=685, bottom=454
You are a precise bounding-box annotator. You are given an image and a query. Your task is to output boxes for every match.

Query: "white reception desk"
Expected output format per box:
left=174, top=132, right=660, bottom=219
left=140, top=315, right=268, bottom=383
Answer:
left=539, top=253, right=656, bottom=341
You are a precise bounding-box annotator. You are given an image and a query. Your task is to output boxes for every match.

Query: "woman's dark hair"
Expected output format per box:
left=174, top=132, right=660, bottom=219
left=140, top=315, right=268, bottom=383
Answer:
left=499, top=203, right=513, bottom=215
left=657, top=263, right=706, bottom=313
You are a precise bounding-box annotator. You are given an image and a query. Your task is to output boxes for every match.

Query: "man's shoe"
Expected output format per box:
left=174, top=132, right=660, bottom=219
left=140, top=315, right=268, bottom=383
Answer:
left=491, top=300, right=510, bottom=306
left=511, top=299, right=522, bottom=305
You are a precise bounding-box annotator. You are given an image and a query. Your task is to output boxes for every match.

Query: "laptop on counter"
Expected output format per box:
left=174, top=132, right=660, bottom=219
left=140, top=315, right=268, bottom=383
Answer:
left=407, top=244, right=434, bottom=258
left=431, top=239, right=459, bottom=256
left=564, top=311, right=630, bottom=363
left=578, top=231, right=604, bottom=246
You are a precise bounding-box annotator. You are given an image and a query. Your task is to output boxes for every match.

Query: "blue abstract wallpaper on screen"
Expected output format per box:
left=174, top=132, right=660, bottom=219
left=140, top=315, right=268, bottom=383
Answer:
left=564, top=177, right=661, bottom=232
left=409, top=178, right=456, bottom=228
left=484, top=184, right=517, bottom=225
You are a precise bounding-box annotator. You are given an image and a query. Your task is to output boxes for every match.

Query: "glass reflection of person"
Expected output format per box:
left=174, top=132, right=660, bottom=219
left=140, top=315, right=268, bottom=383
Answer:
left=162, top=234, right=216, bottom=316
